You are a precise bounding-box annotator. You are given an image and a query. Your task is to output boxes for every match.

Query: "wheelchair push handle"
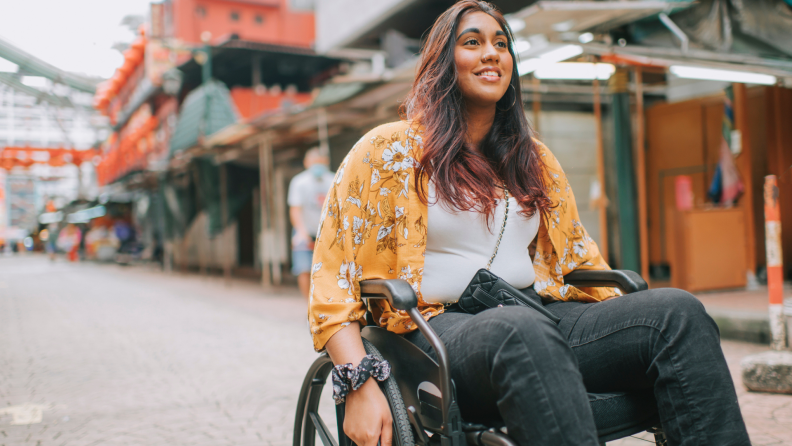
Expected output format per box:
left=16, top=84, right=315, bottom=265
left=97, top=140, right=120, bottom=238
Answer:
left=563, top=269, right=648, bottom=294
left=360, top=279, right=418, bottom=310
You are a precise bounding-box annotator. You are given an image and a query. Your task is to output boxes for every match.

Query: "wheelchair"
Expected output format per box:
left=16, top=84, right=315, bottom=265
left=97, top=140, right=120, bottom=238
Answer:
left=295, top=270, right=667, bottom=446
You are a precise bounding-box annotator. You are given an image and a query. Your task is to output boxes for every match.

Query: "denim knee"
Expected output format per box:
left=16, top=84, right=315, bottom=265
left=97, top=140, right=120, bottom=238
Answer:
left=661, top=287, right=703, bottom=310
left=647, top=288, right=719, bottom=338
left=653, top=288, right=707, bottom=317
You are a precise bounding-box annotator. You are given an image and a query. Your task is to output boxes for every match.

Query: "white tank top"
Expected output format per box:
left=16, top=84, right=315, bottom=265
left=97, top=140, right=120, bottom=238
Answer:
left=421, top=182, right=540, bottom=304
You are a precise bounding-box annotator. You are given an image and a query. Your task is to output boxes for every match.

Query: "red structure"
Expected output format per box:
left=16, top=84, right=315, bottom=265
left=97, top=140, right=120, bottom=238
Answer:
left=230, top=87, right=312, bottom=119
left=92, top=0, right=321, bottom=186
left=92, top=33, right=147, bottom=118
left=0, top=147, right=99, bottom=171
left=172, top=0, right=315, bottom=47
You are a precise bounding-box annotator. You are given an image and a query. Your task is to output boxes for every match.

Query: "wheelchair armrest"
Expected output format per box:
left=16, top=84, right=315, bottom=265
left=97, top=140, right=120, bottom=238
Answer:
left=564, top=269, right=648, bottom=294
left=360, top=279, right=461, bottom=438
left=360, top=279, right=418, bottom=311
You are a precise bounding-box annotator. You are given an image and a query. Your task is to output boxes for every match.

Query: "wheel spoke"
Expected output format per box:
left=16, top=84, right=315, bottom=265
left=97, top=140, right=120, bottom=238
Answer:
left=310, top=411, right=339, bottom=446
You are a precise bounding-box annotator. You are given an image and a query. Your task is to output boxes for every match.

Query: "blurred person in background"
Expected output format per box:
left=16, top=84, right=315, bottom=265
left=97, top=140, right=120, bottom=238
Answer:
left=84, top=220, right=120, bottom=262
left=42, top=200, right=58, bottom=260
left=42, top=226, right=56, bottom=261
left=114, top=219, right=134, bottom=253
left=288, top=148, right=335, bottom=298
left=57, top=224, right=82, bottom=262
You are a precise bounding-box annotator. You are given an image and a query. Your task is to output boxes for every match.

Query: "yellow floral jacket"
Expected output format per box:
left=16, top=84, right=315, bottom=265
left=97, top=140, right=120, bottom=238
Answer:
left=308, top=121, right=618, bottom=351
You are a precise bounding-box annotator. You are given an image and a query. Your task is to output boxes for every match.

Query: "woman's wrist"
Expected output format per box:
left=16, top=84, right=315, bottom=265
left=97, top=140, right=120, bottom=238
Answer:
left=331, top=355, right=391, bottom=404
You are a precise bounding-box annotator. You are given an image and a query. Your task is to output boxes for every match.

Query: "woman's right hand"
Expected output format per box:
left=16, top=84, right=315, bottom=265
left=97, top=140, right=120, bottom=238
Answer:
left=343, top=378, right=393, bottom=446
left=324, top=322, right=392, bottom=446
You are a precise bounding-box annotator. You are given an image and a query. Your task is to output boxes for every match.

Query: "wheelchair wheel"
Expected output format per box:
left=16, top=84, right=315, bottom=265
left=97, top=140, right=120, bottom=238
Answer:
left=293, top=339, right=415, bottom=446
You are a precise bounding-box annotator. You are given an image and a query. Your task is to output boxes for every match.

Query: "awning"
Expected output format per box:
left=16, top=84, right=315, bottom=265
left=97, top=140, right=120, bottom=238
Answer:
left=169, top=80, right=239, bottom=155
left=312, top=82, right=368, bottom=108
left=509, top=1, right=694, bottom=36
left=588, top=44, right=792, bottom=78
left=177, top=39, right=343, bottom=94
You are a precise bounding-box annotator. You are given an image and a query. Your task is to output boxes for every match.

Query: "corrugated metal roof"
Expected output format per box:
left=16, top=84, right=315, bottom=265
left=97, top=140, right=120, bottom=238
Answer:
left=169, top=80, right=239, bottom=155
left=511, top=1, right=694, bottom=36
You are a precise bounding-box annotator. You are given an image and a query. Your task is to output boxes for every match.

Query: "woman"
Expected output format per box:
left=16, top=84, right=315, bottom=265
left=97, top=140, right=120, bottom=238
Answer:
left=308, top=2, right=749, bottom=445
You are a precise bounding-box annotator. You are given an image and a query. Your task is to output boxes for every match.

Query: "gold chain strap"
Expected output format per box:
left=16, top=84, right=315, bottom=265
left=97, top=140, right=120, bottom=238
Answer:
left=486, top=187, right=509, bottom=271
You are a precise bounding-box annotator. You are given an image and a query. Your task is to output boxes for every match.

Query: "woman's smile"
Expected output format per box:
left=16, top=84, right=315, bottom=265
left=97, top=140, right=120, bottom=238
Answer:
left=474, top=66, right=503, bottom=83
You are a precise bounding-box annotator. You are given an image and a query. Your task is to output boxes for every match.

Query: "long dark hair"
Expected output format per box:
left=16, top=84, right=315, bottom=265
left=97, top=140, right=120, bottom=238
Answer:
left=402, top=0, right=552, bottom=223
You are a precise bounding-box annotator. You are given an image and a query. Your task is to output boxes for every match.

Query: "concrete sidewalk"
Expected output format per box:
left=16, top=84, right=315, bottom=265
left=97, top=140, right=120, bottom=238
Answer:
left=689, top=285, right=792, bottom=345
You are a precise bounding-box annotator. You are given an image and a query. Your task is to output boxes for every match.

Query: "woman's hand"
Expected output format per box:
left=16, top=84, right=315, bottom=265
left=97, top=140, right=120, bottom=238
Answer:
left=325, top=323, right=393, bottom=446
left=343, top=378, right=393, bottom=446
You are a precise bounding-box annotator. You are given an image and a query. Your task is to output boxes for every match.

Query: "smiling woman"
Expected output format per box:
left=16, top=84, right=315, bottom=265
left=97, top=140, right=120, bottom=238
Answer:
left=309, top=1, right=750, bottom=446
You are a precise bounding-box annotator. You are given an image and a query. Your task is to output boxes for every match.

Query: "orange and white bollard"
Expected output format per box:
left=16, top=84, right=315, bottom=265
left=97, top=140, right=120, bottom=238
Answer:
left=742, top=177, right=792, bottom=394
left=764, top=175, right=788, bottom=351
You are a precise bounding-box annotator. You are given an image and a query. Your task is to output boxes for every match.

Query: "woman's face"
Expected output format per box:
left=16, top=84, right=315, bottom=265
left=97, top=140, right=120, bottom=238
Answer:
left=453, top=11, right=514, bottom=109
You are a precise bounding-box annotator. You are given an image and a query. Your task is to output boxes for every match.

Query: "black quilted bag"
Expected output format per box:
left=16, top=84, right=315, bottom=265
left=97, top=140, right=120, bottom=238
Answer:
left=457, top=268, right=560, bottom=324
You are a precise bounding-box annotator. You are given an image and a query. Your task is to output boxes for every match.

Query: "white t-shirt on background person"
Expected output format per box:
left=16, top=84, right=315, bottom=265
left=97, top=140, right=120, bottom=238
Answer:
left=287, top=168, right=336, bottom=238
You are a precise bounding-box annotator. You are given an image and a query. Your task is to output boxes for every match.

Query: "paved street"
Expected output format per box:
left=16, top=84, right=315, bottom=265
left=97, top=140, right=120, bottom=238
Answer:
left=2, top=255, right=791, bottom=445
left=1, top=255, right=317, bottom=446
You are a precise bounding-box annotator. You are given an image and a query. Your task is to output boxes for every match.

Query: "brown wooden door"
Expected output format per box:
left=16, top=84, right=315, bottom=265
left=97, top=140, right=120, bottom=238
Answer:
left=646, top=98, right=721, bottom=271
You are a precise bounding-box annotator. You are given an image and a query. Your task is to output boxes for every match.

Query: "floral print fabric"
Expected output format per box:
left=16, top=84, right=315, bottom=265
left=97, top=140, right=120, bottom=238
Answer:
left=308, top=121, right=618, bottom=351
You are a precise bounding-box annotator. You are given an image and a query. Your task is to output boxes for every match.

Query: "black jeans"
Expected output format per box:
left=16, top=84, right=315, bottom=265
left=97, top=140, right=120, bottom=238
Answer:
left=404, top=288, right=750, bottom=446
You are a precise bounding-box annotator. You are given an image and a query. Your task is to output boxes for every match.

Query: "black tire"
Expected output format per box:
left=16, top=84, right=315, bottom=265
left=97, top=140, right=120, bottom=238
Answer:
left=363, top=338, right=415, bottom=446
left=293, top=345, right=415, bottom=446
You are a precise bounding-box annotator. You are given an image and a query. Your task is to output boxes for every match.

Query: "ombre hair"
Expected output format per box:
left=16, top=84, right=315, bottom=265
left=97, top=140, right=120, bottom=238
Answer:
left=402, top=0, right=552, bottom=223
